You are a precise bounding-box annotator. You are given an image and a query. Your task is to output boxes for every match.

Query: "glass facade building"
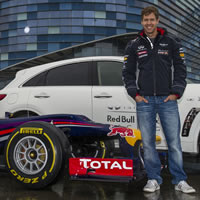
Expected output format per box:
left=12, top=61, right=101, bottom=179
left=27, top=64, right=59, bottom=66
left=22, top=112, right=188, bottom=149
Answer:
left=0, top=0, right=200, bottom=82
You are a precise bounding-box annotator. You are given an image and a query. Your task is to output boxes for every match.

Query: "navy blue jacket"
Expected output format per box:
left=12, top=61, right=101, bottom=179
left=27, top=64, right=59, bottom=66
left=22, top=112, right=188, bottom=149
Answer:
left=122, top=28, right=186, bottom=99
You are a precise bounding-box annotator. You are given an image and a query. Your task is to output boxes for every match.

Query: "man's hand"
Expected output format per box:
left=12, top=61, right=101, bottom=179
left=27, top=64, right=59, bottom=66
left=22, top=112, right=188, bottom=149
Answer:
left=135, top=95, right=148, bottom=103
left=164, top=94, right=177, bottom=102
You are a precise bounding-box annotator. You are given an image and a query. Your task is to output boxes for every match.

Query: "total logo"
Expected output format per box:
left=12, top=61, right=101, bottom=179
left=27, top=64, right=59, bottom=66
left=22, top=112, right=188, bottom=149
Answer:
left=80, top=158, right=132, bottom=170
left=69, top=158, right=133, bottom=176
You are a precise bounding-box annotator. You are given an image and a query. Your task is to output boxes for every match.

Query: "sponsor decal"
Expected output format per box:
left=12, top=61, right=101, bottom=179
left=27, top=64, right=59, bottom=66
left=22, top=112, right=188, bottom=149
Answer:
left=159, top=43, right=168, bottom=47
left=107, top=115, right=135, bottom=123
left=69, top=158, right=133, bottom=177
left=20, top=127, right=43, bottom=134
left=137, top=50, right=147, bottom=55
left=158, top=49, right=168, bottom=55
left=179, top=48, right=185, bottom=58
left=138, top=54, right=148, bottom=58
left=138, top=45, right=145, bottom=50
left=107, top=125, right=135, bottom=137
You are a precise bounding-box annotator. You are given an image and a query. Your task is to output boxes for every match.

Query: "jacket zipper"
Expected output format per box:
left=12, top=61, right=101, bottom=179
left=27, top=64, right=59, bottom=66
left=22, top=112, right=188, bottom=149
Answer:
left=146, top=37, right=156, bottom=96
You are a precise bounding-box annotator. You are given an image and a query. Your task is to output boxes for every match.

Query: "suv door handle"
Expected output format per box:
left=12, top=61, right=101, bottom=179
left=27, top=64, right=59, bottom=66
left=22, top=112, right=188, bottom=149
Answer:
left=34, top=95, right=50, bottom=98
left=94, top=95, right=112, bottom=98
left=34, top=93, right=50, bottom=98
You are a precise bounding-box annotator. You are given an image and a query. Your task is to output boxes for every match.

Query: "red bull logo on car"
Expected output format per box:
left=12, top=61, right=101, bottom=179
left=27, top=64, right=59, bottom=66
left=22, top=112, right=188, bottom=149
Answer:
left=107, top=126, right=135, bottom=137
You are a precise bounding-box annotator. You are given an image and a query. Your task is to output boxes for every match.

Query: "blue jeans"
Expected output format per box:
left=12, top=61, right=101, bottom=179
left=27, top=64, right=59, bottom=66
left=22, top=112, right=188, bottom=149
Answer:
left=136, top=96, right=187, bottom=185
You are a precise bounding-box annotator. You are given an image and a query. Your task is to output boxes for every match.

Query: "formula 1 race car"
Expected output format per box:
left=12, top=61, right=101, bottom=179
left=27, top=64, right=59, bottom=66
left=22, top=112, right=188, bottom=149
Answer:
left=0, top=114, right=161, bottom=189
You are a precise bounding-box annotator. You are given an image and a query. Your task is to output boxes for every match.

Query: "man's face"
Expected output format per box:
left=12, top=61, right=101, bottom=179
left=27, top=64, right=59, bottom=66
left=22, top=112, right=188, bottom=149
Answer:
left=141, top=13, right=159, bottom=36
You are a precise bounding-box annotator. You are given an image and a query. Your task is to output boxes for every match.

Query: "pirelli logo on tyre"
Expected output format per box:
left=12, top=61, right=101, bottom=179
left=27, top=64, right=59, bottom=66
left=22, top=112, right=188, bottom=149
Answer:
left=20, top=127, right=43, bottom=134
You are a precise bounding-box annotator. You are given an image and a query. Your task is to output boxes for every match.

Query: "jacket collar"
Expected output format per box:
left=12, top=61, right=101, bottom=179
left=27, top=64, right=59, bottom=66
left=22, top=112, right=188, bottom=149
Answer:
left=139, top=27, right=166, bottom=37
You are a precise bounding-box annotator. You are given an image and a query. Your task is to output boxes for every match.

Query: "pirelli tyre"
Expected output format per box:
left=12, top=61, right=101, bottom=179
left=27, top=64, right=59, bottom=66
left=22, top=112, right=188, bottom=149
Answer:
left=5, top=121, right=64, bottom=189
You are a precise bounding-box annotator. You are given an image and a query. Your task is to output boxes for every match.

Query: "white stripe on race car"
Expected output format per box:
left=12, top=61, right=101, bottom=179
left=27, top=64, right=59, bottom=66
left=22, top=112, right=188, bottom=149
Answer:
left=0, top=135, right=9, bottom=142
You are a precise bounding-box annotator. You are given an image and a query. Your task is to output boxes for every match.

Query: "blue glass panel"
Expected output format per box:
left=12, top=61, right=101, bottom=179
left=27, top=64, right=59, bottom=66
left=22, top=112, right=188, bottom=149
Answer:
left=118, top=0, right=126, bottom=4
left=37, top=4, right=49, bottom=11
left=28, top=12, right=37, bottom=20
left=37, top=35, right=48, bottom=42
left=60, top=27, right=72, bottom=33
left=27, top=5, right=37, bottom=12
left=117, top=28, right=126, bottom=34
left=72, top=19, right=83, bottom=26
left=8, top=37, right=17, bottom=45
left=27, top=20, right=38, bottom=26
left=126, top=22, right=142, bottom=30
left=8, top=60, right=20, bottom=66
left=127, top=0, right=135, bottom=6
left=95, top=19, right=106, bottom=26
left=106, top=4, right=116, bottom=11
left=84, top=3, right=95, bottom=10
left=83, top=11, right=95, bottom=18
left=0, top=61, right=9, bottom=68
left=106, top=28, right=116, bottom=36
left=72, top=26, right=83, bottom=33
left=127, top=14, right=141, bottom=22
left=72, top=11, right=83, bottom=18
left=116, top=13, right=126, bottom=20
left=9, top=51, right=37, bottom=59
left=48, top=34, right=83, bottom=42
left=2, top=31, right=8, bottom=38
left=60, top=3, right=72, bottom=10
left=1, top=1, right=9, bottom=8
left=38, top=43, right=48, bottom=50
left=84, top=27, right=95, bottom=34
left=37, top=51, right=47, bottom=56
left=60, top=43, right=71, bottom=49
left=49, top=3, right=60, bottom=10
left=9, top=22, right=17, bottom=29
left=48, top=43, right=60, bottom=51
left=94, top=27, right=106, bottom=34
left=117, top=20, right=126, bottom=28
left=17, top=21, right=27, bottom=28
left=83, top=19, right=95, bottom=26
left=95, top=3, right=106, bottom=11
left=72, top=3, right=83, bottom=10
left=116, top=5, right=126, bottom=12
left=106, top=20, right=116, bottom=27
left=38, top=27, right=48, bottom=34
left=83, top=35, right=95, bottom=42
left=106, top=12, right=116, bottom=20
left=127, top=7, right=141, bottom=15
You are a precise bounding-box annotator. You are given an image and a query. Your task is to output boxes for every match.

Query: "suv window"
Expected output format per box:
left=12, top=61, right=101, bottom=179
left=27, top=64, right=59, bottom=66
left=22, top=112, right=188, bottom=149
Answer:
left=23, top=71, right=47, bottom=86
left=96, top=61, right=123, bottom=86
left=23, top=62, right=91, bottom=86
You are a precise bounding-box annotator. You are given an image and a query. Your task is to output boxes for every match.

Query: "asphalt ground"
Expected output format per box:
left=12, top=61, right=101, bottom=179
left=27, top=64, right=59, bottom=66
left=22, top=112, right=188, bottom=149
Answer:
left=0, top=155, right=199, bottom=200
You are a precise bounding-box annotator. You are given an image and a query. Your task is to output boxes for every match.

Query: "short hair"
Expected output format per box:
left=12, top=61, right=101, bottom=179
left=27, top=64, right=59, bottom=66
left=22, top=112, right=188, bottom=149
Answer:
left=141, top=6, right=159, bottom=20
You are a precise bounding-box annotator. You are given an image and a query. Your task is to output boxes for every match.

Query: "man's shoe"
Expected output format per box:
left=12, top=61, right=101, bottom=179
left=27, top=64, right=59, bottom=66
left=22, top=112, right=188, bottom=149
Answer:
left=143, top=179, right=160, bottom=193
left=175, top=181, right=196, bottom=194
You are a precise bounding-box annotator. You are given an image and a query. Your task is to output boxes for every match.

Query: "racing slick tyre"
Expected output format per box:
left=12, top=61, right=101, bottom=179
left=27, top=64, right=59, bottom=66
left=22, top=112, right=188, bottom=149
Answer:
left=5, top=121, right=64, bottom=189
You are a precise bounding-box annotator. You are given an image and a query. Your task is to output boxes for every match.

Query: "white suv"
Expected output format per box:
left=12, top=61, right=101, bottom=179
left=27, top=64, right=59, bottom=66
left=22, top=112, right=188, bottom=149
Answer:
left=0, top=56, right=200, bottom=154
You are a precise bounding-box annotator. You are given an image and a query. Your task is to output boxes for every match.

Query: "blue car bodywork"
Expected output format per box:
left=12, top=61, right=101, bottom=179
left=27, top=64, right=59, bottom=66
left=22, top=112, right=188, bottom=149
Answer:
left=0, top=114, right=145, bottom=189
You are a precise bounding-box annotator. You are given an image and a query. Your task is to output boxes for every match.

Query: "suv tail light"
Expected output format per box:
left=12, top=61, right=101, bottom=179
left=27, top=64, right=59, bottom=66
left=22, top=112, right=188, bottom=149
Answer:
left=0, top=94, right=7, bottom=101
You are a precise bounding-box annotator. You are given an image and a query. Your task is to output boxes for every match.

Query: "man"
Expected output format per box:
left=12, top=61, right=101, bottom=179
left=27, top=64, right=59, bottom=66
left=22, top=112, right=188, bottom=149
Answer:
left=122, top=6, right=195, bottom=193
